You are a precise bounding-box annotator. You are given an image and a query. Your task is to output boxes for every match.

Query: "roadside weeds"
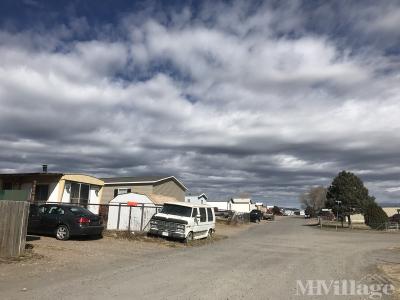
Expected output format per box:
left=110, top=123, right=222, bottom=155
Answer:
left=105, top=230, right=228, bottom=248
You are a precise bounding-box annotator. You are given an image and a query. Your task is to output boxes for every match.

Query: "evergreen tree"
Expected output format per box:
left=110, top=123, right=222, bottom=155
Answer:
left=364, top=202, right=388, bottom=230
left=326, top=171, right=386, bottom=228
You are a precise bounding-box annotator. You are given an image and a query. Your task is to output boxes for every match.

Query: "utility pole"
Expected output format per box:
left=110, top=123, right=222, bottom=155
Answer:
left=335, top=200, right=342, bottom=231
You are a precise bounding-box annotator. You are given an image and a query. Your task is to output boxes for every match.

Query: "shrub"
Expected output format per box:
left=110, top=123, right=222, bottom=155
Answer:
left=364, top=203, right=388, bottom=230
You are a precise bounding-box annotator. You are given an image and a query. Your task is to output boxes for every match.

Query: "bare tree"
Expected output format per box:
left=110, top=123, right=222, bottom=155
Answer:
left=299, top=186, right=327, bottom=215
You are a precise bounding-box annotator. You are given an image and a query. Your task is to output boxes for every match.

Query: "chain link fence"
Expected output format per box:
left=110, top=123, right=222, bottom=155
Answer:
left=317, top=217, right=400, bottom=232
left=215, top=210, right=250, bottom=224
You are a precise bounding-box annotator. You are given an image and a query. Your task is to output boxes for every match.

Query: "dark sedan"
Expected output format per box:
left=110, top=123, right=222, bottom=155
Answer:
left=28, top=204, right=104, bottom=240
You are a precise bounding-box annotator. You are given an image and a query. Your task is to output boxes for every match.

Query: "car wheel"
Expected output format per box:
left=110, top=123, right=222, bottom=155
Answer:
left=55, top=225, right=70, bottom=241
left=207, top=229, right=214, bottom=239
left=184, top=231, right=194, bottom=244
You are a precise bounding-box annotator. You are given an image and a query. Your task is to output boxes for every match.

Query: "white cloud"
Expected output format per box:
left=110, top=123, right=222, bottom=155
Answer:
left=386, top=187, right=400, bottom=193
left=0, top=1, right=400, bottom=204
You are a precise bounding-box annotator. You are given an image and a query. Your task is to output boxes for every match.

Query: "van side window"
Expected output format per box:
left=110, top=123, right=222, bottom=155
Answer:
left=199, top=208, right=206, bottom=222
left=191, top=208, right=198, bottom=217
left=207, top=207, right=214, bottom=222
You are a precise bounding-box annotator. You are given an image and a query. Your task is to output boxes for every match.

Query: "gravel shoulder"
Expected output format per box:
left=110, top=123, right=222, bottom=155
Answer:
left=0, top=221, right=256, bottom=291
left=2, top=217, right=400, bottom=300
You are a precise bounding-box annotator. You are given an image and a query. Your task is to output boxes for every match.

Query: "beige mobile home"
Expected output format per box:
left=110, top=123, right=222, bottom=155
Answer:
left=0, top=171, right=104, bottom=213
left=101, top=176, right=187, bottom=204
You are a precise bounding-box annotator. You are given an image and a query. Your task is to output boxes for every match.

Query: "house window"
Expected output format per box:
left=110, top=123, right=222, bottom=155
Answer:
left=2, top=182, right=13, bottom=190
left=118, top=188, right=130, bottom=195
left=71, top=183, right=80, bottom=203
left=69, top=182, right=90, bottom=207
left=35, top=184, right=49, bottom=202
left=80, top=184, right=90, bottom=207
left=113, top=188, right=131, bottom=198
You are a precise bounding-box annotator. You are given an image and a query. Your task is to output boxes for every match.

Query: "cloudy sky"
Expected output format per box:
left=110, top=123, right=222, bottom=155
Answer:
left=0, top=0, right=400, bottom=206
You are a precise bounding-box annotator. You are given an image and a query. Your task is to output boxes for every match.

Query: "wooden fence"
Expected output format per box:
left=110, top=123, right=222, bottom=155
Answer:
left=0, top=200, right=30, bottom=258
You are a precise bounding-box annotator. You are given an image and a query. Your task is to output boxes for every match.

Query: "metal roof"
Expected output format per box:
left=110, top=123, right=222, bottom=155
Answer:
left=0, top=173, right=103, bottom=183
left=102, top=176, right=167, bottom=183
left=101, top=175, right=187, bottom=191
left=231, top=198, right=252, bottom=204
left=0, top=172, right=64, bottom=178
left=163, top=201, right=211, bottom=208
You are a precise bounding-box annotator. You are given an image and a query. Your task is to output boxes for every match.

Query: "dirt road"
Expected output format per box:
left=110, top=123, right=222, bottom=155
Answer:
left=2, top=217, right=400, bottom=299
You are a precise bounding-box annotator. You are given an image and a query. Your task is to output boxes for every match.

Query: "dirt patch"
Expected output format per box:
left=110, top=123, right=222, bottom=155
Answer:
left=0, top=221, right=255, bottom=289
left=5, top=217, right=400, bottom=300
left=376, top=247, right=400, bottom=299
left=378, top=264, right=400, bottom=299
left=216, top=220, right=257, bottom=236
left=0, top=244, right=43, bottom=265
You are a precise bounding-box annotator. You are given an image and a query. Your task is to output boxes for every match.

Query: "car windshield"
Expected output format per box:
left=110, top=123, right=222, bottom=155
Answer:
left=160, top=204, right=192, bottom=217
left=68, top=206, right=93, bottom=216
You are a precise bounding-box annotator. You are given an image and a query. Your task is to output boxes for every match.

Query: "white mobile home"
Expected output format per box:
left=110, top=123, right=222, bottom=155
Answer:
left=185, top=193, right=208, bottom=205
left=207, top=200, right=230, bottom=211
left=230, top=198, right=254, bottom=213
left=208, top=198, right=254, bottom=213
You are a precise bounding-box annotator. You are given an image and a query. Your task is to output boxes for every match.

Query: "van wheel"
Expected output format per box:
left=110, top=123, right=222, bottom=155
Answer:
left=55, top=225, right=70, bottom=241
left=207, top=229, right=214, bottom=239
left=184, top=231, right=193, bottom=244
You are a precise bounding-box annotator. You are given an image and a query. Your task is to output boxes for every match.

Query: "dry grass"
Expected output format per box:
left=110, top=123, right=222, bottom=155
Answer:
left=105, top=230, right=227, bottom=248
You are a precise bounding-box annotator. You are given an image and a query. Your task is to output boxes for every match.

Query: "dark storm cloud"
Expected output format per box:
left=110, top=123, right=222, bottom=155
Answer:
left=0, top=0, right=399, bottom=205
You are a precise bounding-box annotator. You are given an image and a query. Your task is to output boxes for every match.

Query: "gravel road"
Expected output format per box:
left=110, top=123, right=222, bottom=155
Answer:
left=2, top=217, right=400, bottom=300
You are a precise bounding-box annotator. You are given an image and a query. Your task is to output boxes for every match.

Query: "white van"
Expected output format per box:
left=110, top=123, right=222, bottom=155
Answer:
left=149, top=202, right=215, bottom=242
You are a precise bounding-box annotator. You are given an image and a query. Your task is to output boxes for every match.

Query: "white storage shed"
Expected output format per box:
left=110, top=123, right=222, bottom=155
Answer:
left=107, top=192, right=160, bottom=231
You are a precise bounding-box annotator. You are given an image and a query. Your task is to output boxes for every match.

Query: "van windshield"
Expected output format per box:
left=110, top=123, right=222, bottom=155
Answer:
left=161, top=204, right=192, bottom=217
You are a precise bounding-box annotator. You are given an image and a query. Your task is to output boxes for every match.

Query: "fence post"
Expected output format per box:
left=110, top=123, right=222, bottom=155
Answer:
left=117, top=203, right=121, bottom=230
left=140, top=204, right=145, bottom=231
left=0, top=201, right=29, bottom=258
left=128, top=206, right=132, bottom=232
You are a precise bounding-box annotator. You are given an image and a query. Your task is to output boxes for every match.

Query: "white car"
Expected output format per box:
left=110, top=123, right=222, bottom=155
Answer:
left=149, top=202, right=215, bottom=243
